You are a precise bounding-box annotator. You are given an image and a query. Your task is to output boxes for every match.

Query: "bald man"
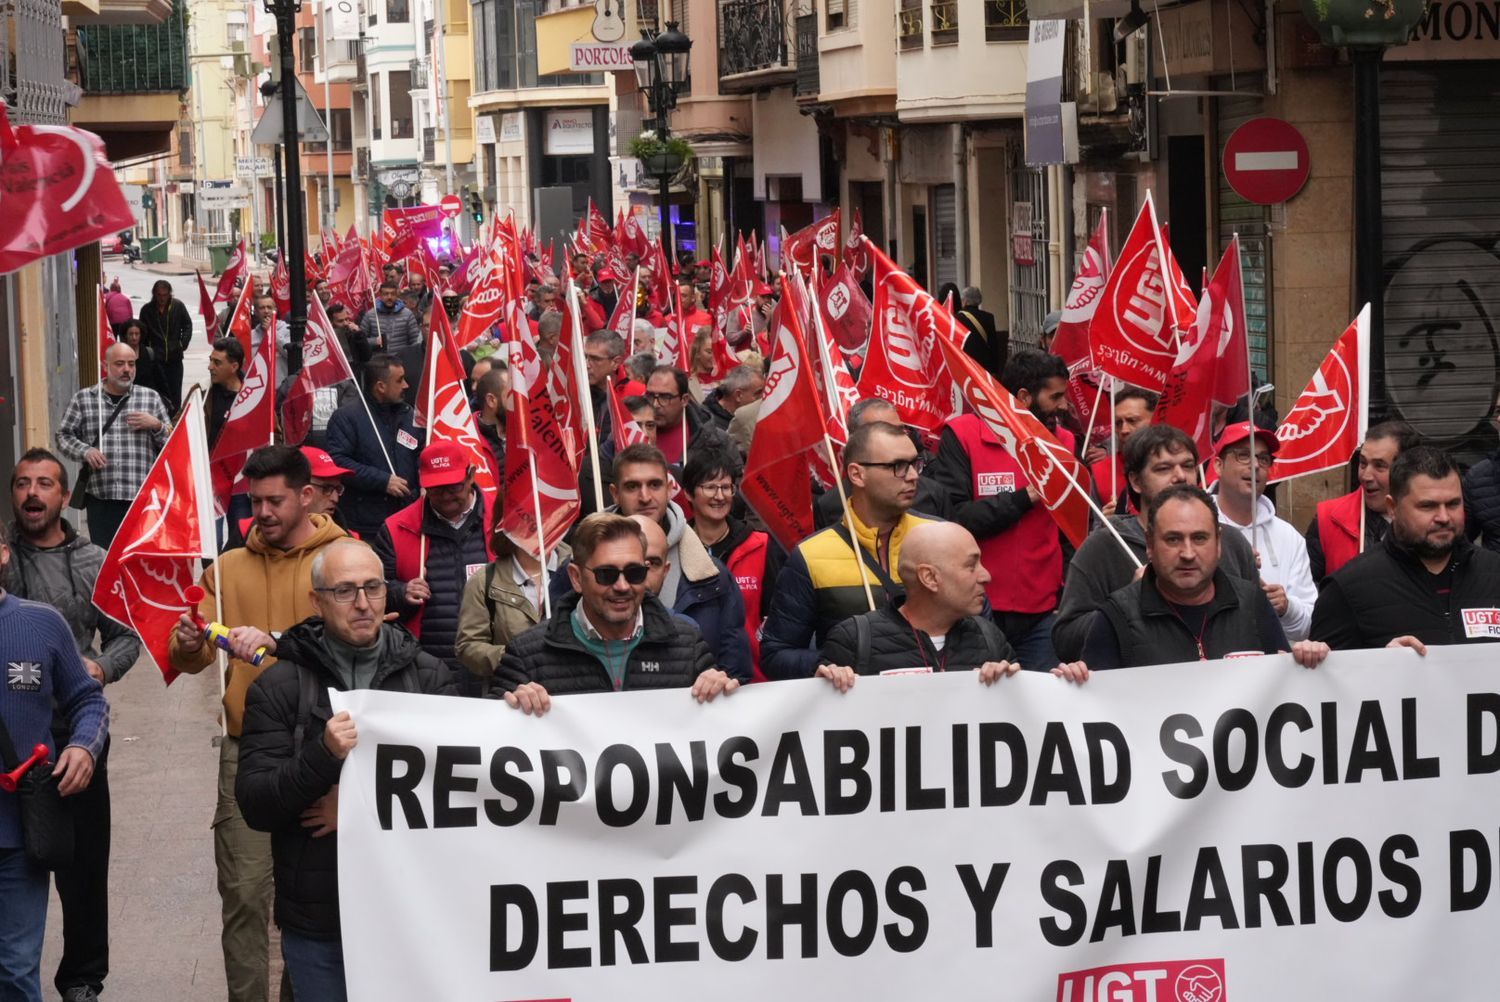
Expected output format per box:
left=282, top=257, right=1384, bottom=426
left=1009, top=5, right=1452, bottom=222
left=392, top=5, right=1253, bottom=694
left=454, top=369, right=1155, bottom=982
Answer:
left=57, top=341, right=172, bottom=547
left=816, top=523, right=1024, bottom=686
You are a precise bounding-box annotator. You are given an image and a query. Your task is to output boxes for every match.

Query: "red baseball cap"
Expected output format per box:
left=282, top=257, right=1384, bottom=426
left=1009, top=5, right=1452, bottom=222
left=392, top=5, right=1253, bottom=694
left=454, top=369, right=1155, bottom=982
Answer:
left=1213, top=421, right=1280, bottom=459
left=597, top=269, right=619, bottom=283
left=300, top=446, right=352, bottom=479
left=754, top=281, right=774, bottom=296
left=418, top=441, right=472, bottom=487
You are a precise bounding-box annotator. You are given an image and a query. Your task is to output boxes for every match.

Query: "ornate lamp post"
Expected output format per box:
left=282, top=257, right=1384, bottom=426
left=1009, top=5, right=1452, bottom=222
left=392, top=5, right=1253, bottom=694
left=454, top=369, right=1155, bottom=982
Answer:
left=631, top=21, right=693, bottom=258
left=264, top=0, right=310, bottom=374
left=1298, top=0, right=1427, bottom=419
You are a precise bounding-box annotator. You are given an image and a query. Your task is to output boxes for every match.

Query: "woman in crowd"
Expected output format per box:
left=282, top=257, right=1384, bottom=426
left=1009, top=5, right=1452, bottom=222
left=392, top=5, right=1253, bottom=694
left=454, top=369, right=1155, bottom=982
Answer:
left=455, top=520, right=571, bottom=693
left=687, top=328, right=720, bottom=403
left=683, top=449, right=781, bottom=682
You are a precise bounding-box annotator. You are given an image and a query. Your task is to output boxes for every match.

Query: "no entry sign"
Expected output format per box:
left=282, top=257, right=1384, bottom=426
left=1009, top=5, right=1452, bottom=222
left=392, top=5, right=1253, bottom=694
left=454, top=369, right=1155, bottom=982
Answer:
left=1223, top=117, right=1310, bottom=205
left=439, top=193, right=463, bottom=218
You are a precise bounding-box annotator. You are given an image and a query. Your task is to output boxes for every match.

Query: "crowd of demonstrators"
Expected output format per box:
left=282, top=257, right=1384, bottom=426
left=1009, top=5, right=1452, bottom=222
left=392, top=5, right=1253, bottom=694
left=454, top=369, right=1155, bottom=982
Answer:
left=22, top=236, right=1500, bottom=1002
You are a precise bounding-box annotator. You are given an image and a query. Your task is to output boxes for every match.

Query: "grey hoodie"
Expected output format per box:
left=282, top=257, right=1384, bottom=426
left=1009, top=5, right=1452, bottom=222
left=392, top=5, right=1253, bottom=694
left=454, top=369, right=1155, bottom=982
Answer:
left=1051, top=513, right=1260, bottom=663
left=8, top=520, right=141, bottom=682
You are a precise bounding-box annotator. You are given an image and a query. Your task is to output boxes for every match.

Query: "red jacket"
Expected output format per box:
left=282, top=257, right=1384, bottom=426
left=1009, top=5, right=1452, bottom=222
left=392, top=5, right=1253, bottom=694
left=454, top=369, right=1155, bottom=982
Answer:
left=949, top=414, right=1063, bottom=614
left=1317, top=488, right=1365, bottom=578
left=725, top=530, right=770, bottom=683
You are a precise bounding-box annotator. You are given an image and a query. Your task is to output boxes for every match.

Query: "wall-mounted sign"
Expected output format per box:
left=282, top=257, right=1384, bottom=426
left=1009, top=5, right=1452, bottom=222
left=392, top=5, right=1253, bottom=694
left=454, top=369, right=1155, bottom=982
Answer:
left=569, top=42, right=635, bottom=71
left=545, top=110, right=595, bottom=156
left=1387, top=0, right=1500, bottom=60
left=475, top=115, right=496, bottom=145
left=500, top=112, right=524, bottom=143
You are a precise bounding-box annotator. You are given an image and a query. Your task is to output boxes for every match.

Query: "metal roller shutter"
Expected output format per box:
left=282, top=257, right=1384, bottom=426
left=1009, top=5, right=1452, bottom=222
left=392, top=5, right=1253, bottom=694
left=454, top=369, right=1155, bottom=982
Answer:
left=1380, top=62, right=1500, bottom=457
left=1216, top=94, right=1272, bottom=384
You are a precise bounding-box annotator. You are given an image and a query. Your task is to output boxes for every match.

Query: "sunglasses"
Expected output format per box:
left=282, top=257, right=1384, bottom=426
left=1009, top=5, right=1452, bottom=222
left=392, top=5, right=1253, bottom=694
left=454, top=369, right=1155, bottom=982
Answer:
left=585, top=563, right=649, bottom=586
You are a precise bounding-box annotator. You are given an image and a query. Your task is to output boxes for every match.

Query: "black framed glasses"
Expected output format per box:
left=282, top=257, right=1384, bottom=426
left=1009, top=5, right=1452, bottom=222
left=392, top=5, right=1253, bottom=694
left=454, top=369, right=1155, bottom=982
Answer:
left=585, top=563, right=650, bottom=586
left=314, top=581, right=387, bottom=604
left=646, top=391, right=683, bottom=404
left=856, top=457, right=925, bottom=478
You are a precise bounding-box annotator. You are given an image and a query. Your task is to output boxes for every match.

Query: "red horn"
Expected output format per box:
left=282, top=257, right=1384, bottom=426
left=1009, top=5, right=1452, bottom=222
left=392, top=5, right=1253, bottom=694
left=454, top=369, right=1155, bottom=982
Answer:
left=0, top=744, right=49, bottom=793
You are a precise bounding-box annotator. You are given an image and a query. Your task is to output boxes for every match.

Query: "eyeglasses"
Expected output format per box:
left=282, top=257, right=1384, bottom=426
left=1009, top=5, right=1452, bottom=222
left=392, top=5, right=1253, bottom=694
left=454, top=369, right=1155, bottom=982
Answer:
left=856, top=457, right=925, bottom=478
left=646, top=391, right=683, bottom=404
left=314, top=581, right=387, bottom=604
left=585, top=354, right=615, bottom=364
left=1224, top=450, right=1274, bottom=468
left=696, top=483, right=736, bottom=496
left=585, top=563, right=650, bottom=586
left=312, top=481, right=345, bottom=496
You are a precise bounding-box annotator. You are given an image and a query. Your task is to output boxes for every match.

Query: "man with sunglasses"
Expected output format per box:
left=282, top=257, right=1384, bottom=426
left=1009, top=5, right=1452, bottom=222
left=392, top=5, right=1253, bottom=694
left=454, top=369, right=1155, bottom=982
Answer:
left=761, top=421, right=938, bottom=681
left=1210, top=422, right=1317, bottom=641
left=236, top=539, right=451, bottom=1001
left=925, top=349, right=1073, bottom=670
left=373, top=442, right=495, bottom=694
left=494, top=513, right=738, bottom=711
left=169, top=445, right=347, bottom=1002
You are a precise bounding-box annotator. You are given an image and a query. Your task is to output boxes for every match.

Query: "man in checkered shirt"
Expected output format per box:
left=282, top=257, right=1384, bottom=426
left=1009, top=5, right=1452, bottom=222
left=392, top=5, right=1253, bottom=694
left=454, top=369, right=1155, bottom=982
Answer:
left=55, top=343, right=171, bottom=548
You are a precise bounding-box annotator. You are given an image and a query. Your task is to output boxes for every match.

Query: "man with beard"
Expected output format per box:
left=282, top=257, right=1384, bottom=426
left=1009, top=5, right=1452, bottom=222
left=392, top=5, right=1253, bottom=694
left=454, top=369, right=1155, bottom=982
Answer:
left=1311, top=446, right=1500, bottom=651
left=169, top=445, right=346, bottom=1002
left=8, top=449, right=139, bottom=1002
left=926, top=349, right=1073, bottom=669
left=1076, top=485, right=1328, bottom=671
left=1309, top=421, right=1418, bottom=584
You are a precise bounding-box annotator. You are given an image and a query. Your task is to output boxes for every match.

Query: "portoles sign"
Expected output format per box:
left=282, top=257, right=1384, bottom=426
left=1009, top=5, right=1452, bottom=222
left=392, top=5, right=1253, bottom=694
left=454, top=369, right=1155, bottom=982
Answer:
left=1387, top=0, right=1500, bottom=58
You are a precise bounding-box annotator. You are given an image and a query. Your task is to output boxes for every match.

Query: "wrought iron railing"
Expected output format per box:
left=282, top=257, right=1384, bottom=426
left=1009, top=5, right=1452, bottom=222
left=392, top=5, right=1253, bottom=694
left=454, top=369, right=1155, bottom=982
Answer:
left=409, top=56, right=429, bottom=88
left=984, top=0, right=1027, bottom=40
left=75, top=0, right=188, bottom=94
left=422, top=125, right=436, bottom=162
left=930, top=0, right=958, bottom=43
left=719, top=0, right=790, bottom=77
left=897, top=0, right=923, bottom=49
left=794, top=11, right=818, bottom=96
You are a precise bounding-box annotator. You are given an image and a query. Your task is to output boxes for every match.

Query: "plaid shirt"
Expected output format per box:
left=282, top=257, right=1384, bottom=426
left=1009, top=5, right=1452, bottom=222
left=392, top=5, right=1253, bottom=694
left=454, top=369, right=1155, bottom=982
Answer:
left=56, top=383, right=172, bottom=500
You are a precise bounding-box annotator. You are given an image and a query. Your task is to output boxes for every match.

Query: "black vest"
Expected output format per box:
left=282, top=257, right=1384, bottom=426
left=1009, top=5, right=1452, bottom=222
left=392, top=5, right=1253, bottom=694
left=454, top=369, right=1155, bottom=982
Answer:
left=1101, top=569, right=1272, bottom=667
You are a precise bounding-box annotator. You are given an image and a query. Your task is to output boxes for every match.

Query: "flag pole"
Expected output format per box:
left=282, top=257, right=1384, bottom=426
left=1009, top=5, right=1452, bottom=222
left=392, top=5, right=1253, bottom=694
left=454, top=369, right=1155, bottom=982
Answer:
left=529, top=452, right=552, bottom=620
left=418, top=320, right=442, bottom=581
left=1107, top=381, right=1118, bottom=501
left=1241, top=234, right=1262, bottom=560
left=354, top=384, right=397, bottom=474
left=1079, top=378, right=1107, bottom=456
left=826, top=432, right=877, bottom=612
left=567, top=277, right=605, bottom=511
left=1049, top=439, right=1144, bottom=570
left=183, top=387, right=229, bottom=731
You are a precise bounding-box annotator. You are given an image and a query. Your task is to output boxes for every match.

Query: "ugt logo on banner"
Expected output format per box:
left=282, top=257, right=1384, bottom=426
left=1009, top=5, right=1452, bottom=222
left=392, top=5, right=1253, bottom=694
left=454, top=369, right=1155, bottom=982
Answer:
left=1057, top=959, right=1227, bottom=1002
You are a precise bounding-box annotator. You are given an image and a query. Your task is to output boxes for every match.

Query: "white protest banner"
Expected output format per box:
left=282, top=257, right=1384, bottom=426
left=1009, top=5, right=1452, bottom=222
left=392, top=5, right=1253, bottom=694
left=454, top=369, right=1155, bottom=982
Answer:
left=333, top=647, right=1500, bottom=1000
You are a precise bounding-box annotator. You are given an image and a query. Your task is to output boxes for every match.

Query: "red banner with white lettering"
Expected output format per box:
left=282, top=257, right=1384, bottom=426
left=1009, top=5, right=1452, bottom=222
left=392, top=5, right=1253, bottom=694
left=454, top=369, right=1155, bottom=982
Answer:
left=282, top=294, right=356, bottom=446
left=208, top=326, right=277, bottom=513
left=499, top=331, right=580, bottom=559
left=213, top=240, right=248, bottom=306
left=1088, top=193, right=1178, bottom=393
left=817, top=262, right=873, bottom=354
left=781, top=210, right=841, bottom=279
left=1052, top=211, right=1113, bottom=442
left=423, top=312, right=501, bottom=502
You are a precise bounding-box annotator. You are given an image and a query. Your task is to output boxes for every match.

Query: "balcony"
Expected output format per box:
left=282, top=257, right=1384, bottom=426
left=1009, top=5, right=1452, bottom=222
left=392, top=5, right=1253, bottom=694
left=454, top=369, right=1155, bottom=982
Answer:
left=422, top=125, right=436, bottom=163
left=718, top=0, right=793, bottom=92
left=794, top=11, right=818, bottom=98
left=409, top=56, right=429, bottom=88
left=355, top=146, right=370, bottom=181
left=69, top=0, right=187, bottom=159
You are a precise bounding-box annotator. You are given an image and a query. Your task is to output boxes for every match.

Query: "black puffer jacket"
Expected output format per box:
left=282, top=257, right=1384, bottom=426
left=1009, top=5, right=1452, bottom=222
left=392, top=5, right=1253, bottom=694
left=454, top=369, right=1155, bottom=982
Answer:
left=1464, top=451, right=1500, bottom=553
left=820, top=599, right=1016, bottom=674
left=236, top=621, right=452, bottom=940
left=492, top=592, right=714, bottom=696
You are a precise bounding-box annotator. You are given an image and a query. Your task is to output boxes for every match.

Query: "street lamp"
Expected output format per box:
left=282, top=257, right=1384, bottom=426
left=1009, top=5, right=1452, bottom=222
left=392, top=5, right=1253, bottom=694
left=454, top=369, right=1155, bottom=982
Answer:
left=263, top=0, right=310, bottom=375
left=631, top=21, right=692, bottom=259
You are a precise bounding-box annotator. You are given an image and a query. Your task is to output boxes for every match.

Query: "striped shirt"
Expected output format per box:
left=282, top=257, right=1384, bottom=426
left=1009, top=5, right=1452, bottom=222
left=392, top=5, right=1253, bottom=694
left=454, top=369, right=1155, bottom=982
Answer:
left=56, top=383, right=171, bottom=500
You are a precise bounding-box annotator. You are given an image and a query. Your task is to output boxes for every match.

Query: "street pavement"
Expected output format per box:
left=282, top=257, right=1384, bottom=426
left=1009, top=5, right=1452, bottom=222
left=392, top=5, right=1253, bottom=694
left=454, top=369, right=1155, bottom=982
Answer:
left=43, top=263, right=286, bottom=998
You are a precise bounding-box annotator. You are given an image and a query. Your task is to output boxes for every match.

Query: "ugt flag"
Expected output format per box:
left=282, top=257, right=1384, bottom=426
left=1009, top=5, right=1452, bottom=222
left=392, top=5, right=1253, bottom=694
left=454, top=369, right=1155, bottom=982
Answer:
left=1269, top=305, right=1371, bottom=483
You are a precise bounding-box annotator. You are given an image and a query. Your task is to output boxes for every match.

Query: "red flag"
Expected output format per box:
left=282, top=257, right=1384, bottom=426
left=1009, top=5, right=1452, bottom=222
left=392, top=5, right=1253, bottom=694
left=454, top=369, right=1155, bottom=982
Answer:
left=806, top=271, right=862, bottom=445
left=213, top=240, right=248, bottom=305
left=607, top=377, right=649, bottom=452
left=281, top=294, right=356, bottom=445
left=1087, top=193, right=1178, bottom=393
left=0, top=107, right=135, bottom=274
left=195, top=270, right=220, bottom=345
left=660, top=286, right=693, bottom=370
left=382, top=204, right=444, bottom=260
left=816, top=261, right=872, bottom=353
left=415, top=301, right=468, bottom=430
left=608, top=268, right=640, bottom=343
left=208, top=326, right=277, bottom=513
left=270, top=255, right=291, bottom=320
left=1269, top=305, right=1371, bottom=484
left=582, top=198, right=613, bottom=251
left=855, top=239, right=959, bottom=438
left=1155, top=236, right=1247, bottom=458
left=844, top=208, right=870, bottom=284
left=226, top=275, right=257, bottom=360
left=423, top=313, right=501, bottom=501
left=455, top=247, right=507, bottom=349
left=935, top=333, right=1092, bottom=547
left=499, top=330, right=580, bottom=559
left=1159, top=223, right=1199, bottom=335
left=92, top=391, right=215, bottom=683
left=741, top=277, right=827, bottom=551
left=1052, top=211, right=1113, bottom=441
left=305, top=248, right=325, bottom=285
left=781, top=210, right=841, bottom=279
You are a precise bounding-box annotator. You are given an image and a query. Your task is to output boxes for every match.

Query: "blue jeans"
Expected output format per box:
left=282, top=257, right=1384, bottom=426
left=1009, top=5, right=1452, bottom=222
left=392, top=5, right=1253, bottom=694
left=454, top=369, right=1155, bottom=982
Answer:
left=0, top=848, right=48, bottom=1002
left=1004, top=611, right=1060, bottom=672
left=280, top=929, right=347, bottom=1002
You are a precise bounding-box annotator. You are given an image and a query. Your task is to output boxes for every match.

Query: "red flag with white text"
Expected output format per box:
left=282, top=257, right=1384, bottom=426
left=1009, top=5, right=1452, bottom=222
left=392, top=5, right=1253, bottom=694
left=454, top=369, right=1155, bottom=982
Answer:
left=92, top=390, right=216, bottom=683
left=1088, top=193, right=1178, bottom=393
left=1154, top=236, right=1247, bottom=458
left=855, top=239, right=959, bottom=438
left=844, top=208, right=869, bottom=284
left=1052, top=211, right=1112, bottom=441
left=936, top=334, right=1092, bottom=547
left=422, top=313, right=501, bottom=501
left=1268, top=305, right=1371, bottom=484
left=213, top=240, right=248, bottom=305
left=499, top=331, right=580, bottom=559
left=226, top=275, right=257, bottom=361
left=817, top=261, right=873, bottom=353
left=195, top=270, right=219, bottom=345
left=270, top=255, right=291, bottom=320
left=781, top=210, right=841, bottom=279
left=208, top=330, right=277, bottom=514
left=281, top=294, right=356, bottom=445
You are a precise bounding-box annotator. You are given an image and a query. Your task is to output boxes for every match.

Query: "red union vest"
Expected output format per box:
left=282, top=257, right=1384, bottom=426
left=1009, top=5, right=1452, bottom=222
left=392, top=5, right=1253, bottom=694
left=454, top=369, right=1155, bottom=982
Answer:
left=948, top=413, right=1063, bottom=615
left=1317, top=488, right=1366, bottom=577
left=726, top=530, right=770, bottom=683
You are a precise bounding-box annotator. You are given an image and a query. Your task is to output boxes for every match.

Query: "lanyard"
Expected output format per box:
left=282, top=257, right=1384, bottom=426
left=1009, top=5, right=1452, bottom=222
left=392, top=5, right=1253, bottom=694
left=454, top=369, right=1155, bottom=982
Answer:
left=904, top=616, right=948, bottom=673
